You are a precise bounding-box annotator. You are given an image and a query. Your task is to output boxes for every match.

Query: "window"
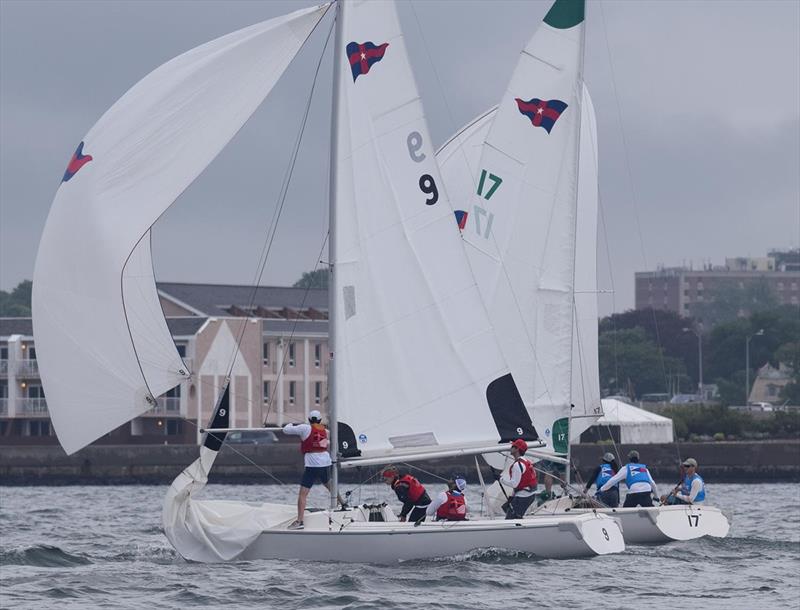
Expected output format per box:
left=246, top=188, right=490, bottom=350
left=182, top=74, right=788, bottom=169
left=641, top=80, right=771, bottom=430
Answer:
left=175, top=344, right=186, bottom=357
left=288, top=343, right=296, bottom=367
left=263, top=342, right=270, bottom=364
left=792, top=283, right=798, bottom=291
left=263, top=381, right=270, bottom=404
left=289, top=381, right=296, bottom=404
left=0, top=381, right=7, bottom=398
left=314, top=343, right=321, bottom=367
left=165, top=386, right=180, bottom=398
left=166, top=420, right=182, bottom=435
left=28, top=346, right=37, bottom=360
left=0, top=345, right=7, bottom=360
left=777, top=282, right=785, bottom=291
left=27, top=420, right=50, bottom=436
left=27, top=384, right=44, bottom=399
left=315, top=382, right=321, bottom=405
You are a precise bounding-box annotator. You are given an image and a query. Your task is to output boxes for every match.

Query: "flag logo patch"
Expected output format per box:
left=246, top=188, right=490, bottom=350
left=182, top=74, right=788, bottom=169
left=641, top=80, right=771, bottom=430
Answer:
left=454, top=210, right=468, bottom=231
left=515, top=98, right=568, bottom=133
left=347, top=41, right=389, bottom=82
left=62, top=141, right=93, bottom=182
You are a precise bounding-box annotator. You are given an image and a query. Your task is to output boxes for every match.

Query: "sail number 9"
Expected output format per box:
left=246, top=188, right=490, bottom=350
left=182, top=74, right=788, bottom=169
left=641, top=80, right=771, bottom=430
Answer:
left=407, top=131, right=426, bottom=162
left=419, top=174, right=439, bottom=205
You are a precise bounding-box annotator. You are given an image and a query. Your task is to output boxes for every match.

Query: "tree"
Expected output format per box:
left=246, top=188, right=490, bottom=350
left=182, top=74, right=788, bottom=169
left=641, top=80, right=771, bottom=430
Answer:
left=598, top=327, right=687, bottom=398
left=0, top=280, right=32, bottom=316
left=293, top=269, right=328, bottom=290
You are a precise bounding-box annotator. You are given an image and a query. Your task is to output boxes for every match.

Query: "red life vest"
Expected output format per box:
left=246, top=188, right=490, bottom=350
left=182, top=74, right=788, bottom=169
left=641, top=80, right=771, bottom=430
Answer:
left=509, top=458, right=537, bottom=491
left=300, top=423, right=329, bottom=454
left=394, top=474, right=426, bottom=503
left=436, top=491, right=467, bottom=521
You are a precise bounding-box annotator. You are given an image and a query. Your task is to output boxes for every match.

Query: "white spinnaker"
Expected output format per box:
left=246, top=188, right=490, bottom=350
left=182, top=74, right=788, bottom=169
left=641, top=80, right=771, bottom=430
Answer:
left=450, top=5, right=585, bottom=453
left=32, top=4, right=330, bottom=455
left=437, top=86, right=601, bottom=446
left=333, top=0, right=528, bottom=460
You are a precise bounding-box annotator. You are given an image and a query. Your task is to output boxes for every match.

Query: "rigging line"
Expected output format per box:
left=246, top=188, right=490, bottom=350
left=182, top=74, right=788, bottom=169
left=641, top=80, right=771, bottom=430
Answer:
left=180, top=416, right=289, bottom=487
left=597, top=191, right=620, bottom=396
left=599, top=1, right=670, bottom=396
left=223, top=8, right=336, bottom=386
left=261, top=232, right=330, bottom=427
left=398, top=462, right=450, bottom=483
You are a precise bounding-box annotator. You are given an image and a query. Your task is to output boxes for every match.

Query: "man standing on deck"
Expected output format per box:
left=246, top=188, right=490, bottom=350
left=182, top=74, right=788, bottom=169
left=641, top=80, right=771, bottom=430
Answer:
left=282, top=409, right=343, bottom=530
left=382, top=466, right=432, bottom=522
left=499, top=439, right=539, bottom=518
left=661, top=458, right=706, bottom=505
left=584, top=452, right=620, bottom=507
left=600, top=450, right=659, bottom=507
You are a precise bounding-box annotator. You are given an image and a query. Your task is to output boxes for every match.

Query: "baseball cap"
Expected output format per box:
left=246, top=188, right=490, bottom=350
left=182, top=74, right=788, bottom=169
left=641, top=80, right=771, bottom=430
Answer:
left=682, top=458, right=698, bottom=468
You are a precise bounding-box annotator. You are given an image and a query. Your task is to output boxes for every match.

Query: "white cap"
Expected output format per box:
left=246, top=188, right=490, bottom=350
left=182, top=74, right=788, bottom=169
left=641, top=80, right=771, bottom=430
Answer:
left=309, top=410, right=322, bottom=421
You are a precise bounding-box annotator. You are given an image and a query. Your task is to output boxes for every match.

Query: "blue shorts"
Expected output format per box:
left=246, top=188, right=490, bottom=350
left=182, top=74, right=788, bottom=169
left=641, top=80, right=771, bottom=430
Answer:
left=300, top=466, right=330, bottom=489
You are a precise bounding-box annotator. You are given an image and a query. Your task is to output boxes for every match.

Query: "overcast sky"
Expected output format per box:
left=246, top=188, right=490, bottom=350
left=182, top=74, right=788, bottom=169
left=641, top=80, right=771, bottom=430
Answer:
left=1, top=0, right=798, bottom=314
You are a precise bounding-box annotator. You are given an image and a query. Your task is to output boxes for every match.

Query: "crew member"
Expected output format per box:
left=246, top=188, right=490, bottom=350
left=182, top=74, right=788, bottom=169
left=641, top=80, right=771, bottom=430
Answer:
left=426, top=476, right=468, bottom=521
left=584, top=452, right=620, bottom=508
left=282, top=409, right=342, bottom=530
left=661, top=458, right=706, bottom=505
left=382, top=466, right=431, bottom=522
left=600, top=450, right=659, bottom=507
left=499, top=438, right=539, bottom=519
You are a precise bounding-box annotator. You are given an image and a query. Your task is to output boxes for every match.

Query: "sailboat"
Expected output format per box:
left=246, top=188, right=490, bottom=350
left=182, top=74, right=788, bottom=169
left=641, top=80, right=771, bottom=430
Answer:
left=435, top=1, right=729, bottom=544
left=32, top=0, right=626, bottom=562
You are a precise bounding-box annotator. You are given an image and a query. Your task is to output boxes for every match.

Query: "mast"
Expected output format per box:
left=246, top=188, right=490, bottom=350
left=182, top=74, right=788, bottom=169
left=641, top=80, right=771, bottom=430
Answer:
left=328, top=0, right=344, bottom=511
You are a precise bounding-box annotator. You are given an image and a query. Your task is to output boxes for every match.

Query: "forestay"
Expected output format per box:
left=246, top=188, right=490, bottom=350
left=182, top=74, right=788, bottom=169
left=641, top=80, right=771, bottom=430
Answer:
left=332, top=0, right=535, bottom=461
left=443, top=0, right=587, bottom=453
left=32, top=4, right=330, bottom=455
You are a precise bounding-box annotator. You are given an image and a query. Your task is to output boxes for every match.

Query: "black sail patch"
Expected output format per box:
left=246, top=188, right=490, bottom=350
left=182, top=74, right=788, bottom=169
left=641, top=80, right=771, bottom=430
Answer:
left=337, top=422, right=362, bottom=458
left=203, top=385, right=230, bottom=452
left=486, top=374, right=538, bottom=442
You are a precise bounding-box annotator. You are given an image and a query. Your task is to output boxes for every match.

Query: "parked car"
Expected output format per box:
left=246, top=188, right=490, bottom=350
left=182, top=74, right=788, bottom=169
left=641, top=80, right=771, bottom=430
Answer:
left=226, top=430, right=279, bottom=444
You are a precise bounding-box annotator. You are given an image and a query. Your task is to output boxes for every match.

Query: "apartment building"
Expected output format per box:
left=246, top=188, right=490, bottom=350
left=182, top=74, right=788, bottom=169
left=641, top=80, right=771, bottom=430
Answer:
left=0, top=283, right=329, bottom=446
left=635, top=249, right=800, bottom=323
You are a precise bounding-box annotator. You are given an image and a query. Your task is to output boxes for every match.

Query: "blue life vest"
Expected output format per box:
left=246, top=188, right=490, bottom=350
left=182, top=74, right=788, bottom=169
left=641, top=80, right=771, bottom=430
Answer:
left=625, top=463, right=651, bottom=488
left=681, top=473, right=706, bottom=503
left=595, top=463, right=616, bottom=489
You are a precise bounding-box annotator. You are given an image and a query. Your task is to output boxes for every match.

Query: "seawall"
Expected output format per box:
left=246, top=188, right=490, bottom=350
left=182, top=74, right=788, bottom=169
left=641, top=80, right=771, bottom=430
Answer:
left=0, top=440, right=797, bottom=485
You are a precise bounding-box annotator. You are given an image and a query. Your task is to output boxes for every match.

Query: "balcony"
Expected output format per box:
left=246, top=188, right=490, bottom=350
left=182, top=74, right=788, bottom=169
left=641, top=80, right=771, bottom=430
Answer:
left=19, top=397, right=48, bottom=414
left=16, top=360, right=40, bottom=377
left=0, top=398, right=7, bottom=415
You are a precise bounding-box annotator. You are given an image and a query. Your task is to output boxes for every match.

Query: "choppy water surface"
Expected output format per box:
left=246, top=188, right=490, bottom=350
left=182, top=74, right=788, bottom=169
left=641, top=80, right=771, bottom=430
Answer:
left=1, top=482, right=798, bottom=609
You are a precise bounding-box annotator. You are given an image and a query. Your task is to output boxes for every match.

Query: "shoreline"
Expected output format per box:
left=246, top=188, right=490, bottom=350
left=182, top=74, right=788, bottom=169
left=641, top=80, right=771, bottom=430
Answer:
left=0, top=439, right=797, bottom=485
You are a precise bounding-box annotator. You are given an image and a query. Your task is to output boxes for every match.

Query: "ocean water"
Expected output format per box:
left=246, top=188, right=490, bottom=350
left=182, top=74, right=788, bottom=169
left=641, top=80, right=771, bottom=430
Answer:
left=1, top=481, right=798, bottom=609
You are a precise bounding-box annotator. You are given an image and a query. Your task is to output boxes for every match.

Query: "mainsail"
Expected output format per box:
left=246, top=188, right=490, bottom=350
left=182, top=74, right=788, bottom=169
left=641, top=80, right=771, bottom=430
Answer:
left=331, top=0, right=536, bottom=462
left=32, top=4, right=330, bottom=455
left=438, top=0, right=587, bottom=454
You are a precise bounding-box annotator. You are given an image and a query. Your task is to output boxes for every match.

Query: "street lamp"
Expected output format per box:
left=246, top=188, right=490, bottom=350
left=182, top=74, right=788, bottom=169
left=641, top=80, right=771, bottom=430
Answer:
left=745, top=329, right=765, bottom=405
left=683, top=324, right=704, bottom=400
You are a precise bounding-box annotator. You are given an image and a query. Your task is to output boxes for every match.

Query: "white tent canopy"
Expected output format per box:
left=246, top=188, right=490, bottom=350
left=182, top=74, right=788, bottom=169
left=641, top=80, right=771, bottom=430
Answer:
left=593, top=398, right=674, bottom=444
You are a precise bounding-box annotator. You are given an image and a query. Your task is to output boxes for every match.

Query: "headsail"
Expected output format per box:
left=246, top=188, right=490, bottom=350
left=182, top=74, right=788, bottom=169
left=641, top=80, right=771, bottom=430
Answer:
left=33, top=4, right=330, bottom=455
left=332, top=0, right=536, bottom=462
left=440, top=0, right=586, bottom=454
left=437, top=85, right=602, bottom=447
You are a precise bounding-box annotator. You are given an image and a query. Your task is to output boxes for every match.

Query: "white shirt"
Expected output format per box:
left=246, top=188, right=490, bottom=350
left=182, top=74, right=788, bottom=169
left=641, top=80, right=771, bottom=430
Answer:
left=500, top=458, right=536, bottom=498
left=675, top=477, right=704, bottom=503
left=282, top=423, right=332, bottom=468
left=600, top=463, right=659, bottom=496
left=426, top=490, right=468, bottom=518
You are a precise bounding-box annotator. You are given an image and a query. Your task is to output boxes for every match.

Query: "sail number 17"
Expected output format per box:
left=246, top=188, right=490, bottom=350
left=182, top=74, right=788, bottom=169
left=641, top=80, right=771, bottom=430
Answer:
left=687, top=514, right=700, bottom=527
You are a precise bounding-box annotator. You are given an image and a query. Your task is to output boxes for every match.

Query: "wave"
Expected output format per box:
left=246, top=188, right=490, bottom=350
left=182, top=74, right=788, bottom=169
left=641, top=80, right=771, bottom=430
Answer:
left=400, top=547, right=543, bottom=565
left=0, top=545, right=92, bottom=567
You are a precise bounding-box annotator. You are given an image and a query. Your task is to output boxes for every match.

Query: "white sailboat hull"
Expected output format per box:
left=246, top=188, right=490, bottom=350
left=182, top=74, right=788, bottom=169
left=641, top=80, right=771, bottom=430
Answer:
left=165, top=500, right=625, bottom=563
left=542, top=504, right=730, bottom=545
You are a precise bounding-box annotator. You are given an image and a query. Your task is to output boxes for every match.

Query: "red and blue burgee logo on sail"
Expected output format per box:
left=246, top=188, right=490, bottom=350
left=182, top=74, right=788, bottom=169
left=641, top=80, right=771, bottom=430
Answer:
left=62, top=141, right=93, bottom=182
left=347, top=41, right=389, bottom=82
left=454, top=210, right=468, bottom=231
left=515, top=98, right=568, bottom=134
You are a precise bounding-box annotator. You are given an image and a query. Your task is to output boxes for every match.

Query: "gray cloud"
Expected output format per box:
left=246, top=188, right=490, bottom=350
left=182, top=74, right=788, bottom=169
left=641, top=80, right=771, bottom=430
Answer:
left=2, top=0, right=798, bottom=316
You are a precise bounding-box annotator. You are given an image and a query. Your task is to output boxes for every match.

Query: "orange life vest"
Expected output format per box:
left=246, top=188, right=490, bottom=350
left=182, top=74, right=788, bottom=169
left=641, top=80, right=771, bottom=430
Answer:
left=509, top=458, right=538, bottom=491
left=435, top=490, right=467, bottom=521
left=300, top=423, right=329, bottom=454
left=394, top=474, right=426, bottom=503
